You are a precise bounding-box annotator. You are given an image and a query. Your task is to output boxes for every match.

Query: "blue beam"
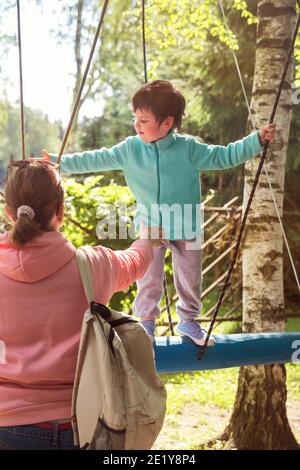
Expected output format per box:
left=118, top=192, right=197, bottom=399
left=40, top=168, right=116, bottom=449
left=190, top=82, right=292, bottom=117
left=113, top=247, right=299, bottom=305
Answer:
left=153, top=333, right=300, bottom=373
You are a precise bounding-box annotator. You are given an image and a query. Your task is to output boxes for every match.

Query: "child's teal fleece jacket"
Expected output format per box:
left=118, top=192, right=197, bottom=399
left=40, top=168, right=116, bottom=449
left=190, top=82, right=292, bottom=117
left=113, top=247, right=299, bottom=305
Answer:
left=53, top=130, right=263, bottom=240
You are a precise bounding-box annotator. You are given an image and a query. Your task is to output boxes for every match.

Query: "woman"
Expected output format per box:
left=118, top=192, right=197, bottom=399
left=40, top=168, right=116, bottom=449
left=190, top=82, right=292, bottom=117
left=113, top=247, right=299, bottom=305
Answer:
left=0, top=159, right=155, bottom=450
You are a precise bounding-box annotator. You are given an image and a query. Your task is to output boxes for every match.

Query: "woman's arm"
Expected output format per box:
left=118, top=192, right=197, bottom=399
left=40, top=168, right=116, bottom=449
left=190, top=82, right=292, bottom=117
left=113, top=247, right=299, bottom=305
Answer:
left=82, top=239, right=154, bottom=305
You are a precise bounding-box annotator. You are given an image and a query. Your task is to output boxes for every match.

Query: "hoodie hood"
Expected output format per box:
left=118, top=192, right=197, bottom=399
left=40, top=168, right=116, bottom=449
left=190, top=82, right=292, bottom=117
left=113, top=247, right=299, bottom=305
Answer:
left=0, top=231, right=76, bottom=283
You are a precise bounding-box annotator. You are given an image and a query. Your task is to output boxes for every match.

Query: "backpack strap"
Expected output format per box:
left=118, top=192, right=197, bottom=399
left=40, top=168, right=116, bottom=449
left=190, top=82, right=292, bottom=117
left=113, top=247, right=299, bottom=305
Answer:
left=76, top=248, right=95, bottom=304
left=76, top=248, right=116, bottom=354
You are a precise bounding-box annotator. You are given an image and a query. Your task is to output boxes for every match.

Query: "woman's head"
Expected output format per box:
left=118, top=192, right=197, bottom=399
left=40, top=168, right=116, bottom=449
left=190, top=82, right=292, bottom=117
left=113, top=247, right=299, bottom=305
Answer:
left=5, top=160, right=64, bottom=247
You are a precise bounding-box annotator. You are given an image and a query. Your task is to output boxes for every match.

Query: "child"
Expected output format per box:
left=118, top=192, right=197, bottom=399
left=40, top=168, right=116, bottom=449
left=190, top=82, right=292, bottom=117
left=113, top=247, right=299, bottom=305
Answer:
left=46, top=80, right=276, bottom=345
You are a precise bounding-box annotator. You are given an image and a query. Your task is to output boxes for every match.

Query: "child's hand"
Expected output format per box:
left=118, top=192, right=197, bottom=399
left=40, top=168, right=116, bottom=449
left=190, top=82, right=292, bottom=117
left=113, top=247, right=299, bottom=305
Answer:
left=29, top=150, right=51, bottom=162
left=259, top=123, right=276, bottom=144
left=41, top=149, right=51, bottom=160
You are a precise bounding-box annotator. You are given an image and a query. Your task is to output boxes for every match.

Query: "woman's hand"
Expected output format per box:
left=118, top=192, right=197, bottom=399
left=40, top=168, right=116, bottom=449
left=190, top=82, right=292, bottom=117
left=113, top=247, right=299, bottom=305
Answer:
left=140, top=221, right=169, bottom=248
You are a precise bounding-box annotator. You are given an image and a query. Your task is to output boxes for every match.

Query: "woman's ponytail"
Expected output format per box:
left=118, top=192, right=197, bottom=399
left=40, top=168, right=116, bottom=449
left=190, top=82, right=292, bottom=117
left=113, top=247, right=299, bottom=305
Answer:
left=11, top=213, right=42, bottom=248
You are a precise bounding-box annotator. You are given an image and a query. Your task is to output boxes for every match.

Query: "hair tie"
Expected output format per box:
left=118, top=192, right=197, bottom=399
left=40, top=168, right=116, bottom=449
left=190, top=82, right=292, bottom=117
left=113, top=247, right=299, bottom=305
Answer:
left=17, top=205, right=35, bottom=220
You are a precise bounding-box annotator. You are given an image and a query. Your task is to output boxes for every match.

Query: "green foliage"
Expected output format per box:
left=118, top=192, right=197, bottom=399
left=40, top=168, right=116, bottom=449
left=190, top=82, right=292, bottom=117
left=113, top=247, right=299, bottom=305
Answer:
left=62, top=174, right=135, bottom=246
left=291, top=5, right=300, bottom=172
left=232, top=0, right=257, bottom=24
left=295, top=1, right=300, bottom=82
left=61, top=174, right=138, bottom=310
left=0, top=101, right=8, bottom=130
left=0, top=101, right=61, bottom=166
left=295, top=40, right=300, bottom=81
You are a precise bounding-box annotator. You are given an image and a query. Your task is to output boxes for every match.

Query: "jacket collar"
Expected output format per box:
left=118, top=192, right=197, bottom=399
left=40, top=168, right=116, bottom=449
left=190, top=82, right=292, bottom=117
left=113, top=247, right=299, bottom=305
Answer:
left=143, top=131, right=176, bottom=150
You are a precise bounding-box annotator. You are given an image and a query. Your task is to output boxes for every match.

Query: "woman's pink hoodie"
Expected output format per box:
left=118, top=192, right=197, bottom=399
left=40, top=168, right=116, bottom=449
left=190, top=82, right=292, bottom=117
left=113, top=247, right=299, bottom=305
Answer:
left=0, top=231, right=153, bottom=426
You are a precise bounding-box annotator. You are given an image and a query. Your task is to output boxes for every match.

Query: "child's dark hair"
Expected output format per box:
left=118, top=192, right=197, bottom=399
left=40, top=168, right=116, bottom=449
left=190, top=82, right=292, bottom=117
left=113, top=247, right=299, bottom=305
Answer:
left=5, top=160, right=64, bottom=247
left=132, top=80, right=186, bottom=130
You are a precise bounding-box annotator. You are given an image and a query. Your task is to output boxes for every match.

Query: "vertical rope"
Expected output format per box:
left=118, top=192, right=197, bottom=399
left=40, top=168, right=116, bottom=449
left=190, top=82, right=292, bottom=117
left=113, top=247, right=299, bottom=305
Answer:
left=57, top=0, right=110, bottom=164
left=142, top=0, right=148, bottom=84
left=16, top=0, right=26, bottom=160
left=199, top=11, right=300, bottom=360
left=163, top=270, right=174, bottom=335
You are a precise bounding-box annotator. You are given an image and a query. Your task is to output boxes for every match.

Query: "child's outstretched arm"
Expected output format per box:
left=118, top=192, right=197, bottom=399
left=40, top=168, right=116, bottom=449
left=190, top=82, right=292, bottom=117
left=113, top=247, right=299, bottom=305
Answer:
left=44, top=139, right=130, bottom=175
left=189, top=124, right=276, bottom=171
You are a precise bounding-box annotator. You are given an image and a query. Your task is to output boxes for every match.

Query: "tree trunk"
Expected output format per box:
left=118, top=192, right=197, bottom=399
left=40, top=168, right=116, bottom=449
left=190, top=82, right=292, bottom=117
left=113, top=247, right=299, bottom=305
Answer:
left=221, top=0, right=299, bottom=449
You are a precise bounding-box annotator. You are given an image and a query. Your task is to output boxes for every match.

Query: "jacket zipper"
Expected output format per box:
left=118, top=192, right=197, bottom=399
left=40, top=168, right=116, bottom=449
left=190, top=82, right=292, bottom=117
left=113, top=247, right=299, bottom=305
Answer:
left=154, top=143, right=162, bottom=226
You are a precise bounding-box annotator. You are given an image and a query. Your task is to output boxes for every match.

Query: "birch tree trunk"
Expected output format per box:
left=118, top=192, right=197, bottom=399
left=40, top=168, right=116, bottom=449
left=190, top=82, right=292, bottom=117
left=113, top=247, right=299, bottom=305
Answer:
left=221, top=0, right=299, bottom=449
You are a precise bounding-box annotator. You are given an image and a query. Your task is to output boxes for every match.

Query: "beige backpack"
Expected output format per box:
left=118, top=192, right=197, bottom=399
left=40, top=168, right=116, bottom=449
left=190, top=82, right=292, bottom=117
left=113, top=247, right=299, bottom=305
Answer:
left=71, top=248, right=167, bottom=450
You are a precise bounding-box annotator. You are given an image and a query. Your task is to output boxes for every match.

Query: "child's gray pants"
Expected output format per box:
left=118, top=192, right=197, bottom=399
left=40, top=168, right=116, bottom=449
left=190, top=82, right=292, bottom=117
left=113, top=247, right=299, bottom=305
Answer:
left=133, top=239, right=202, bottom=322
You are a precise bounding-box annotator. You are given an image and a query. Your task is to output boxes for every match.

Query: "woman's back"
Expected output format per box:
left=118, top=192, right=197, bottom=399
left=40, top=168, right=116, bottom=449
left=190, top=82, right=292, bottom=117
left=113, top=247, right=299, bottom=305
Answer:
left=0, top=229, right=153, bottom=427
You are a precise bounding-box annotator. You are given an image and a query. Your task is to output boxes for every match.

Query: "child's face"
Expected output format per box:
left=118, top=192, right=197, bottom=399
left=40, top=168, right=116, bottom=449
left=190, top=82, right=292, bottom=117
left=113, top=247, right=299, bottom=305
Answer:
left=133, top=108, right=173, bottom=143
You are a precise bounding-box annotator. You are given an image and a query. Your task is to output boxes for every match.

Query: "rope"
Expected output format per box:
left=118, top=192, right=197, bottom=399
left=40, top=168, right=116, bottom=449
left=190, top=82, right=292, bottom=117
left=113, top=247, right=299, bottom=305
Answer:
left=16, top=0, right=25, bottom=160
left=57, top=0, right=110, bottom=164
left=199, top=9, right=300, bottom=360
left=141, top=0, right=174, bottom=335
left=142, top=0, right=148, bottom=84
left=163, top=271, right=174, bottom=335
left=217, top=0, right=300, bottom=294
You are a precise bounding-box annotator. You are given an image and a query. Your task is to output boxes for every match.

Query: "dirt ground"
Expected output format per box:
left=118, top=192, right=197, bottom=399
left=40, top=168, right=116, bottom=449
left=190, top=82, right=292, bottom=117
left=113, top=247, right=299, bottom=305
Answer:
left=153, top=400, right=300, bottom=450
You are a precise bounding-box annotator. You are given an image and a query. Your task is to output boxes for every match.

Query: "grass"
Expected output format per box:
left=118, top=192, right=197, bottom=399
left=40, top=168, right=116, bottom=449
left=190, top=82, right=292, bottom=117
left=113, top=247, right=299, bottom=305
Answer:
left=161, top=362, right=299, bottom=413
left=286, top=363, right=300, bottom=401
left=162, top=369, right=238, bottom=413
